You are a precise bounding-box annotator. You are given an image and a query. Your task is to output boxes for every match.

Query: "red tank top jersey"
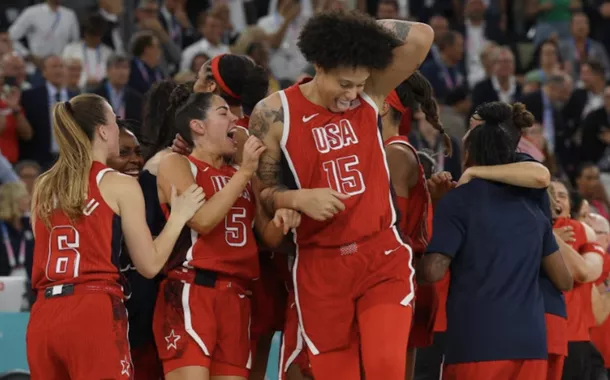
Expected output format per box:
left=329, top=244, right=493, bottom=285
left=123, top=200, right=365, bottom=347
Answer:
left=384, top=135, right=431, bottom=255
left=554, top=217, right=596, bottom=342
left=167, top=156, right=259, bottom=280
left=279, top=86, right=397, bottom=247
left=31, top=162, right=122, bottom=291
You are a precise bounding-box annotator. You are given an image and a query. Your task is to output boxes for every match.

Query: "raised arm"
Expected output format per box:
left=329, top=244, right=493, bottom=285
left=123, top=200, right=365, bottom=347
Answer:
left=460, top=162, right=551, bottom=189
left=366, top=20, right=434, bottom=102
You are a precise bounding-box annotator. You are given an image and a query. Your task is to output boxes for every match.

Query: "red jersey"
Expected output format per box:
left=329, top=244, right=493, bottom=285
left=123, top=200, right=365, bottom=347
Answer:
left=167, top=156, right=259, bottom=280
left=384, top=135, right=431, bottom=254
left=554, top=217, right=597, bottom=342
left=31, top=162, right=122, bottom=290
left=279, top=86, right=397, bottom=247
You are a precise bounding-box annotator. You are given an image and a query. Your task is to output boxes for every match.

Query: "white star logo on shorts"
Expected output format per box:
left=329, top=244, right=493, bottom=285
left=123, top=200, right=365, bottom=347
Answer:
left=120, top=356, right=130, bottom=376
left=165, top=329, right=181, bottom=351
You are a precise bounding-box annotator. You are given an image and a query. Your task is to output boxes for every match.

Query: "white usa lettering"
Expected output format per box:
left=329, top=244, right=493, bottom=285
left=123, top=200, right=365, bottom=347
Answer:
left=311, top=119, right=359, bottom=154
left=211, top=176, right=251, bottom=201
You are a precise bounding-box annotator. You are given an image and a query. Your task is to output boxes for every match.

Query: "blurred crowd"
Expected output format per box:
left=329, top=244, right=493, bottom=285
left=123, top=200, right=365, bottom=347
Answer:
left=3, top=0, right=610, bottom=292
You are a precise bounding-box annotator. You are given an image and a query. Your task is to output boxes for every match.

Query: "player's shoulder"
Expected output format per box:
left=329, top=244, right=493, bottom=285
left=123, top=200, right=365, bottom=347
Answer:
left=250, top=92, right=285, bottom=139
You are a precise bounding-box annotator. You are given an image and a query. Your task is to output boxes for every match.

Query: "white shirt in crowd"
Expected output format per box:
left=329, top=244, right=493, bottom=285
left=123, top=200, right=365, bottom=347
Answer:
left=62, top=42, right=114, bottom=89
left=465, top=20, right=487, bottom=88
left=8, top=3, right=80, bottom=58
left=180, top=39, right=231, bottom=72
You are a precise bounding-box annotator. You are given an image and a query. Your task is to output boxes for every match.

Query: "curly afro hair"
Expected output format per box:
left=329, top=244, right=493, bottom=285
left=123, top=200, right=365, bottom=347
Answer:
left=297, top=10, right=402, bottom=71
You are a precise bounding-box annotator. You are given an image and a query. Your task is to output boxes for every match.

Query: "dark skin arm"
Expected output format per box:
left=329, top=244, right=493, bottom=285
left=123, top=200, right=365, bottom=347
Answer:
left=385, top=144, right=419, bottom=198
left=418, top=253, right=452, bottom=284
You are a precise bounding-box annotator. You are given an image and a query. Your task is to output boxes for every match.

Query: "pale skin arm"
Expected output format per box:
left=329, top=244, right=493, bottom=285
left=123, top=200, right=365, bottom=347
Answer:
left=104, top=173, right=203, bottom=279
left=366, top=20, right=435, bottom=105
left=554, top=229, right=604, bottom=283
left=157, top=153, right=253, bottom=235
left=460, top=162, right=551, bottom=189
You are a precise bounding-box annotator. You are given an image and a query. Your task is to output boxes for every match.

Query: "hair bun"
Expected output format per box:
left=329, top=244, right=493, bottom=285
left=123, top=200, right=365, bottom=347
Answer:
left=511, top=102, right=535, bottom=131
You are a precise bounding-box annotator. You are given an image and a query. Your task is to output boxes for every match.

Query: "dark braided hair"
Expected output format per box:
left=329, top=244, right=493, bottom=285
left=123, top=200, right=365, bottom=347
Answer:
left=464, top=121, right=516, bottom=167
left=142, top=80, right=178, bottom=156
left=393, top=71, right=452, bottom=156
left=473, top=101, right=534, bottom=150
left=145, top=81, right=194, bottom=160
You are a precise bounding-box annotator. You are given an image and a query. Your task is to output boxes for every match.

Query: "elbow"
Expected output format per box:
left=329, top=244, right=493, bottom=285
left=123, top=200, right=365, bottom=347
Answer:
left=417, top=261, right=445, bottom=284
left=136, top=265, right=160, bottom=280
left=411, top=23, right=435, bottom=53
left=534, top=168, right=551, bottom=188
left=558, top=278, right=574, bottom=291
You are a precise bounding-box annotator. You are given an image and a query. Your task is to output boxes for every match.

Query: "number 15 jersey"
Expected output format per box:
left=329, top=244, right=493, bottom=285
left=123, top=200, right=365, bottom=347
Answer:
left=31, top=162, right=123, bottom=291
left=279, top=85, right=397, bottom=248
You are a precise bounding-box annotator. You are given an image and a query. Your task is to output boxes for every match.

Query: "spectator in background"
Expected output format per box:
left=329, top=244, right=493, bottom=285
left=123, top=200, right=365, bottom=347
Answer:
left=180, top=11, right=230, bottom=72
left=581, top=84, right=610, bottom=168
left=424, top=14, right=450, bottom=64
left=190, top=53, right=209, bottom=75
left=13, top=160, right=40, bottom=199
left=209, top=2, right=240, bottom=45
left=525, top=39, right=563, bottom=86
left=0, top=152, right=18, bottom=184
left=520, top=74, right=573, bottom=171
left=0, top=28, right=13, bottom=56
left=559, top=11, right=610, bottom=83
left=128, top=31, right=164, bottom=96
left=420, top=30, right=466, bottom=104
left=531, top=0, right=578, bottom=46
left=471, top=47, right=521, bottom=112
left=8, top=0, right=80, bottom=68
left=96, top=0, right=125, bottom=54
left=134, top=0, right=181, bottom=75
left=440, top=86, right=471, bottom=141
left=409, top=105, right=462, bottom=180
left=376, top=0, right=399, bottom=19
left=62, top=13, right=114, bottom=91
left=0, top=181, right=33, bottom=278
left=2, top=53, right=31, bottom=90
left=93, top=54, right=143, bottom=121
left=19, top=55, right=78, bottom=168
left=566, top=59, right=606, bottom=126
left=0, top=73, right=32, bottom=164
left=458, top=0, right=505, bottom=87
left=574, top=163, right=610, bottom=220
left=63, top=57, right=83, bottom=94
left=257, top=0, right=309, bottom=82
left=159, top=0, right=197, bottom=49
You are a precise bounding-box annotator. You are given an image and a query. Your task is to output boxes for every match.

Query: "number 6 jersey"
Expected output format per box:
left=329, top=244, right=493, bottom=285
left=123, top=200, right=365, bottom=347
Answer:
left=278, top=85, right=396, bottom=248
left=31, top=162, right=123, bottom=290
left=165, top=156, right=259, bottom=280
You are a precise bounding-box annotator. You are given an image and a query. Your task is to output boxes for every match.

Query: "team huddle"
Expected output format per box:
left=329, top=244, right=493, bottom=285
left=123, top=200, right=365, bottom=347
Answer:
left=23, top=9, right=610, bottom=380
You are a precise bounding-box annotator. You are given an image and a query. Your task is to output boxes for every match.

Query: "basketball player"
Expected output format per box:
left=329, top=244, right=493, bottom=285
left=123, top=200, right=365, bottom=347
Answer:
left=420, top=120, right=573, bottom=380
left=380, top=74, right=442, bottom=379
left=26, top=94, right=205, bottom=379
left=107, top=120, right=144, bottom=178
left=249, top=10, right=436, bottom=379
left=154, top=92, right=300, bottom=380
left=550, top=180, right=607, bottom=380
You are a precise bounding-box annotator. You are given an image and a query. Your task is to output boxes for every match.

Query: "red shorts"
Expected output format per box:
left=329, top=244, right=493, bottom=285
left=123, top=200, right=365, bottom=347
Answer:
left=132, top=342, right=164, bottom=380
left=27, top=284, right=133, bottom=379
left=443, top=359, right=547, bottom=380
left=250, top=253, right=289, bottom=345
left=294, top=228, right=414, bottom=355
left=546, top=313, right=568, bottom=356
left=279, top=291, right=312, bottom=380
left=408, top=280, right=437, bottom=348
left=547, top=354, right=565, bottom=380
left=152, top=273, right=251, bottom=377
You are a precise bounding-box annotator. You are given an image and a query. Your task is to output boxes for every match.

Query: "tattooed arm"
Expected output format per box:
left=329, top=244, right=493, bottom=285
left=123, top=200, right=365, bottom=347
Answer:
left=365, top=20, right=434, bottom=103
left=418, top=254, right=452, bottom=284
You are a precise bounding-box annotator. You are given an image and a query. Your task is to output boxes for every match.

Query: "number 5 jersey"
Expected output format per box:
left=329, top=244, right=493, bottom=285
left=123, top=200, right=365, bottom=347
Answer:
left=31, top=162, right=123, bottom=290
left=164, top=156, right=259, bottom=280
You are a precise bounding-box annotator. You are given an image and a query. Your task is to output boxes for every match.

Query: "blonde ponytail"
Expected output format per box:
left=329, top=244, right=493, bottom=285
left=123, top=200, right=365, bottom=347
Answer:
left=33, top=94, right=107, bottom=227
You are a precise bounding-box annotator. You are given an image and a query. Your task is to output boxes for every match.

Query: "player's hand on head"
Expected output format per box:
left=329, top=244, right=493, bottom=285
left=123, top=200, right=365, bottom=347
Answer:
left=554, top=226, right=576, bottom=243
left=428, top=171, right=454, bottom=201
left=172, top=133, right=192, bottom=155
left=240, top=136, right=267, bottom=176
left=272, top=208, right=302, bottom=234
left=296, top=188, right=350, bottom=221
left=170, top=184, right=206, bottom=224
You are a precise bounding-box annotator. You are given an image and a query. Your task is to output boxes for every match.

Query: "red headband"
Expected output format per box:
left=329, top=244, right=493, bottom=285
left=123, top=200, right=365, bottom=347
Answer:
left=386, top=90, right=406, bottom=115
left=211, top=54, right=240, bottom=100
